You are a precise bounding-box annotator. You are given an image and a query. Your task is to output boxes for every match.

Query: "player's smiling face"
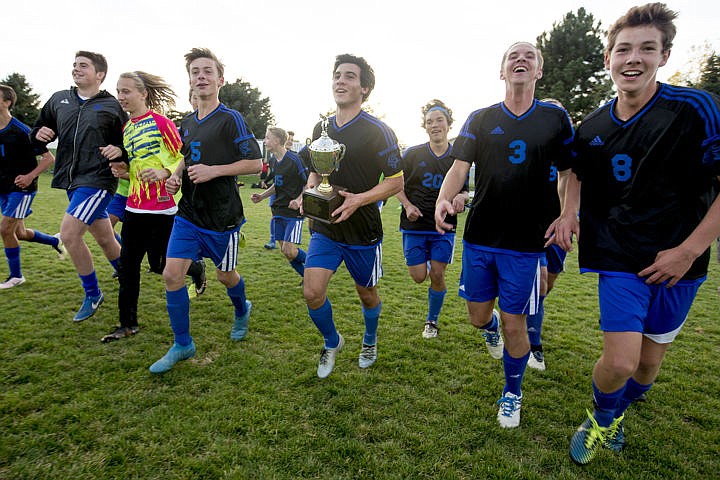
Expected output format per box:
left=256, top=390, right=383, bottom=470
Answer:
left=500, top=43, right=542, bottom=85
left=72, top=56, right=104, bottom=89
left=189, top=57, right=224, bottom=100
left=605, top=25, right=669, bottom=99
left=116, top=77, right=146, bottom=117
left=333, top=63, right=367, bottom=108
left=424, top=110, right=449, bottom=143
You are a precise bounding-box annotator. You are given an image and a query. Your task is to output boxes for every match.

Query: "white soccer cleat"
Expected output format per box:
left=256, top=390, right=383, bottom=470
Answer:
left=422, top=322, right=439, bottom=339
left=358, top=343, right=378, bottom=369
left=527, top=350, right=546, bottom=371
left=0, top=276, right=26, bottom=289
left=317, top=334, right=344, bottom=379
left=497, top=392, right=522, bottom=428
left=482, top=309, right=504, bottom=359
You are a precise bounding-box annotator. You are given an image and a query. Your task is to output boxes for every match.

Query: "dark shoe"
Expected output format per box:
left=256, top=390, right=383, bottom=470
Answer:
left=191, top=260, right=207, bottom=296
left=101, top=325, right=139, bottom=343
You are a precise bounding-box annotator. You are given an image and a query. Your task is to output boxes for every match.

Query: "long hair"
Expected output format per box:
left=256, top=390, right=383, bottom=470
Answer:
left=118, top=71, right=176, bottom=114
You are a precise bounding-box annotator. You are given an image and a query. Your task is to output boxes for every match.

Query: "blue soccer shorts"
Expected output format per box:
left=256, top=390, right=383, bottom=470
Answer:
left=598, top=273, right=704, bottom=343
left=273, top=216, right=304, bottom=244
left=166, top=216, right=242, bottom=272
left=305, top=232, right=382, bottom=288
left=459, top=241, right=542, bottom=315
left=545, top=244, right=566, bottom=275
left=402, top=231, right=455, bottom=266
left=106, top=193, right=128, bottom=222
left=0, top=191, right=36, bottom=218
left=66, top=187, right=111, bottom=224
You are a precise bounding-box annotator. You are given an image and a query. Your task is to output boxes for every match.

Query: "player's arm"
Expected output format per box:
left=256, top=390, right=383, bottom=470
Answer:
left=545, top=169, right=580, bottom=251
left=396, top=189, right=422, bottom=221
left=187, top=157, right=262, bottom=184
left=31, top=98, right=58, bottom=145
left=332, top=172, right=404, bottom=223
left=251, top=184, right=275, bottom=204
left=14, top=151, right=55, bottom=190
left=435, top=159, right=471, bottom=233
left=638, top=175, right=720, bottom=286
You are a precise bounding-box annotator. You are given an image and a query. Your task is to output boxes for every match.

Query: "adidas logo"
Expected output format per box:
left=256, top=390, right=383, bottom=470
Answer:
left=419, top=161, right=427, bottom=167
left=491, top=126, right=504, bottom=135
left=60, top=99, right=69, bottom=104
left=590, top=136, right=604, bottom=146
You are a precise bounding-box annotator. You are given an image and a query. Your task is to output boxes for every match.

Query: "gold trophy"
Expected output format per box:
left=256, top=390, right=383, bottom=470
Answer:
left=302, top=116, right=346, bottom=223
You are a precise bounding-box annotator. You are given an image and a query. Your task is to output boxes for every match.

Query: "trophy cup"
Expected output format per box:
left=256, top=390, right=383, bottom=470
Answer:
left=302, top=116, right=346, bottom=223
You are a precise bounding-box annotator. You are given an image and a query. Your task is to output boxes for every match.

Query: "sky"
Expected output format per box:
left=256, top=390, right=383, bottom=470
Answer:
left=4, top=0, right=719, bottom=147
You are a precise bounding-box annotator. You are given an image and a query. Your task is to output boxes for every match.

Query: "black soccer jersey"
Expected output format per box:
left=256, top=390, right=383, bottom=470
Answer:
left=572, top=83, right=720, bottom=279
left=300, top=111, right=402, bottom=245
left=400, top=142, right=466, bottom=232
left=452, top=100, right=573, bottom=252
left=0, top=118, right=48, bottom=194
left=178, top=104, right=261, bottom=232
left=271, top=150, right=307, bottom=218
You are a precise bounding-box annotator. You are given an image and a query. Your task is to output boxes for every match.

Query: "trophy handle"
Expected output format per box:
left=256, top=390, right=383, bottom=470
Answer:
left=338, top=144, right=346, bottom=163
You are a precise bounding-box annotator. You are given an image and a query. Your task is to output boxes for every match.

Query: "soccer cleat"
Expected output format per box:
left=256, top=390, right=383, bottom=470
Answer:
left=101, top=325, right=139, bottom=343
left=482, top=309, right=504, bottom=359
left=191, top=260, right=207, bottom=296
left=317, top=334, right=344, bottom=378
left=569, top=409, right=609, bottom=465
left=263, top=242, right=277, bottom=250
left=358, top=343, right=378, bottom=369
left=422, top=322, right=439, bottom=339
left=73, top=292, right=104, bottom=322
left=0, top=276, right=26, bottom=289
left=527, top=350, right=546, bottom=371
left=604, top=416, right=626, bottom=452
left=52, top=233, right=66, bottom=260
left=230, top=300, right=252, bottom=341
left=149, top=341, right=196, bottom=374
left=496, top=392, right=522, bottom=428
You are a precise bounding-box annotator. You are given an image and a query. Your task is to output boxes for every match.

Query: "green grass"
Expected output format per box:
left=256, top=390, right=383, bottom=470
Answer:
left=1, top=172, right=719, bottom=479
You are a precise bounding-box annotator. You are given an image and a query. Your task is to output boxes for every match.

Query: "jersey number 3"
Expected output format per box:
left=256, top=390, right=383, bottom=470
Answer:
left=508, top=140, right=527, bottom=164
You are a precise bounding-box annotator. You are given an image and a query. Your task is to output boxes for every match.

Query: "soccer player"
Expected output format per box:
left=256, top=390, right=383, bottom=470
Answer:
left=285, top=130, right=296, bottom=151
left=0, top=84, right=64, bottom=289
left=148, top=48, right=262, bottom=374
left=101, top=71, right=207, bottom=343
left=525, top=97, right=572, bottom=371
left=251, top=127, right=308, bottom=280
left=31, top=51, right=126, bottom=321
left=545, top=3, right=720, bottom=465
left=299, top=53, right=403, bottom=378
left=397, top=99, right=468, bottom=339
left=435, top=42, right=573, bottom=428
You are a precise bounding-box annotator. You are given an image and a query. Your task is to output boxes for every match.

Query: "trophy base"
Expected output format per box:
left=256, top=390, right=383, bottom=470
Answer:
left=303, top=187, right=345, bottom=224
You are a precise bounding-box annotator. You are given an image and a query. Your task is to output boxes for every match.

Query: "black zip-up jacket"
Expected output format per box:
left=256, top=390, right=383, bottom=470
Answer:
left=31, top=87, right=128, bottom=192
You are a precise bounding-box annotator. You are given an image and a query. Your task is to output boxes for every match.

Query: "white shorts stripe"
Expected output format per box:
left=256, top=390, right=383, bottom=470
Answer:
left=13, top=194, right=32, bottom=218
left=74, top=190, right=106, bottom=223
left=220, top=230, right=239, bottom=271
left=524, top=259, right=542, bottom=316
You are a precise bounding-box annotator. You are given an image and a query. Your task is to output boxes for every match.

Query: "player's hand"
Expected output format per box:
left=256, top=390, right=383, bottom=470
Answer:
left=637, top=245, right=696, bottom=287
left=187, top=164, right=217, bottom=183
left=403, top=202, right=422, bottom=222
left=289, top=197, right=303, bottom=213
left=99, top=145, right=122, bottom=161
left=111, top=162, right=128, bottom=178
left=139, top=168, right=169, bottom=183
left=166, top=174, right=181, bottom=195
left=331, top=190, right=362, bottom=223
left=434, top=199, right=455, bottom=234
left=545, top=213, right=579, bottom=251
left=35, top=127, right=56, bottom=143
left=14, top=174, right=34, bottom=189
left=451, top=194, right=467, bottom=214
left=251, top=193, right=262, bottom=203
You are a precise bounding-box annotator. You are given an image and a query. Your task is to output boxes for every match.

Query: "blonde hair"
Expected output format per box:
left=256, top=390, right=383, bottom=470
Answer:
left=118, top=71, right=176, bottom=114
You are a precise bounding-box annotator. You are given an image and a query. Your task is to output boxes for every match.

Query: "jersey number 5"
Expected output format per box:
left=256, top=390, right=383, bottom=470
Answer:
left=190, top=141, right=201, bottom=162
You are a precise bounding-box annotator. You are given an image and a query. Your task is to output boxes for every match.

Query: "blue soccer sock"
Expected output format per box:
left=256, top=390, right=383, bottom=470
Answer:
left=427, top=288, right=446, bottom=324
left=592, top=380, right=625, bottom=427
left=289, top=248, right=306, bottom=277
left=79, top=271, right=101, bottom=297
left=615, top=377, right=652, bottom=418
left=109, top=257, right=120, bottom=272
left=26, top=229, right=57, bottom=246
left=308, top=297, right=339, bottom=348
left=268, top=218, right=276, bottom=243
left=478, top=310, right=499, bottom=332
left=5, top=247, right=22, bottom=278
left=526, top=295, right=545, bottom=347
left=114, top=232, right=122, bottom=246
left=362, top=302, right=382, bottom=345
left=166, top=287, right=192, bottom=346
left=227, top=277, right=248, bottom=317
left=503, top=348, right=530, bottom=397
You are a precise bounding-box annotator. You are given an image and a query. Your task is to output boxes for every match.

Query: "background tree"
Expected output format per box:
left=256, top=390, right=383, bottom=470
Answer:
left=1, top=72, right=41, bottom=125
left=696, top=52, right=720, bottom=96
left=536, top=8, right=613, bottom=123
left=219, top=78, right=274, bottom=137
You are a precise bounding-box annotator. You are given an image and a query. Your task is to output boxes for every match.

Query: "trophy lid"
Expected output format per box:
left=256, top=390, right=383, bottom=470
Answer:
left=309, top=116, right=343, bottom=153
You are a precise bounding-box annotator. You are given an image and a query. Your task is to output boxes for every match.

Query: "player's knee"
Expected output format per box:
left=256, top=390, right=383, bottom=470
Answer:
left=304, top=286, right=325, bottom=309
left=602, top=355, right=639, bottom=379
left=162, top=267, right=184, bottom=289
left=216, top=270, right=239, bottom=287
left=409, top=270, right=426, bottom=283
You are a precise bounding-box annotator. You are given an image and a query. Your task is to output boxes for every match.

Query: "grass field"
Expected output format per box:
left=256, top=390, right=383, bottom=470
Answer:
left=1, top=173, right=719, bottom=479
